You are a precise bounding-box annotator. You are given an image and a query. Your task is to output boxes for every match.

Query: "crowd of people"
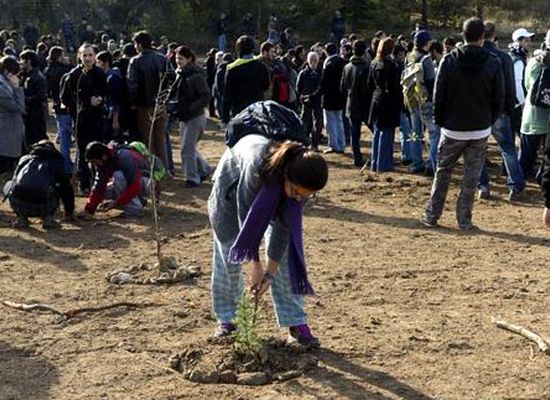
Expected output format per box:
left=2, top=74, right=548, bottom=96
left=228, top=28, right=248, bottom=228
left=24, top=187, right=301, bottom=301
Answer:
left=0, top=13, right=550, bottom=346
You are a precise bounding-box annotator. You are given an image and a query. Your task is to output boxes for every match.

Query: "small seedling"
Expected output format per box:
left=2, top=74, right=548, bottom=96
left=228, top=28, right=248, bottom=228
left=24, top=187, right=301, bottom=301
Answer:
left=232, top=295, right=263, bottom=357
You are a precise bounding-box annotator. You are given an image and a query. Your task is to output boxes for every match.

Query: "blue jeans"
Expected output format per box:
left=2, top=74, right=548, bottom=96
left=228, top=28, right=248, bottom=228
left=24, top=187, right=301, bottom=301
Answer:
left=164, top=117, right=175, bottom=173
left=348, top=117, right=364, bottom=166
left=218, top=34, right=227, bottom=52
left=400, top=111, right=412, bottom=162
left=479, top=115, right=525, bottom=191
left=410, top=103, right=441, bottom=171
left=211, top=227, right=307, bottom=327
left=324, top=110, right=345, bottom=152
left=371, top=124, right=394, bottom=172
left=55, top=113, right=73, bottom=175
left=409, top=108, right=426, bottom=171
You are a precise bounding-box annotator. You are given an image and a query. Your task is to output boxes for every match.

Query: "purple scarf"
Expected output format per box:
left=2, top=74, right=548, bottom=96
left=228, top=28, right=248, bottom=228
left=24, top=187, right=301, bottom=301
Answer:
left=228, top=183, right=315, bottom=295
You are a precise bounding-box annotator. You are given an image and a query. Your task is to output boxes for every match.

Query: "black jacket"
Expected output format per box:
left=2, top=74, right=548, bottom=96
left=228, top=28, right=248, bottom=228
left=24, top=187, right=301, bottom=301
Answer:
left=341, top=55, right=371, bottom=121
left=434, top=45, right=505, bottom=131
left=204, top=56, right=217, bottom=88
left=127, top=49, right=172, bottom=108
left=61, top=65, right=108, bottom=118
left=321, top=55, right=347, bottom=110
left=222, top=57, right=270, bottom=122
left=22, top=68, right=48, bottom=145
left=22, top=68, right=47, bottom=117
left=483, top=41, right=516, bottom=117
left=169, top=64, right=210, bottom=122
left=296, top=66, right=322, bottom=104
left=10, top=142, right=74, bottom=215
left=44, top=60, right=72, bottom=114
left=367, top=57, right=403, bottom=128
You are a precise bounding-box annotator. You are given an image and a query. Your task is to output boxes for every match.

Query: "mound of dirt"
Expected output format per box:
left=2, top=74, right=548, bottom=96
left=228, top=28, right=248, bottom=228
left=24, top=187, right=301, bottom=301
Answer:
left=169, top=337, right=319, bottom=385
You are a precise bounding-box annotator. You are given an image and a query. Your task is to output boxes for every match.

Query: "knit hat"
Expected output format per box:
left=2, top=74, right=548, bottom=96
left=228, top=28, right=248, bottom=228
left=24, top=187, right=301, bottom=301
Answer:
left=414, top=30, right=432, bottom=47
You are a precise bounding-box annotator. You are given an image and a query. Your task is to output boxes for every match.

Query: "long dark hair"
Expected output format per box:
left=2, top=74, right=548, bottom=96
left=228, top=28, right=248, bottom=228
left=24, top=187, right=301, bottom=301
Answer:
left=260, top=141, right=329, bottom=191
left=176, top=45, right=196, bottom=64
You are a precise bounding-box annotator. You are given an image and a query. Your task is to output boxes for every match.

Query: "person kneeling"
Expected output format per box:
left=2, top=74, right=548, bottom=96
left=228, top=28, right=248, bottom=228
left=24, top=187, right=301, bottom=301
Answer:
left=81, top=141, right=151, bottom=218
left=5, top=140, right=74, bottom=229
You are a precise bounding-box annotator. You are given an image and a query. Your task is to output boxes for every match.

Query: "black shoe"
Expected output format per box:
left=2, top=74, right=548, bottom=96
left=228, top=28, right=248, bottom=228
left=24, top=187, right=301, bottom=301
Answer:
left=184, top=180, right=200, bottom=188
left=402, top=159, right=412, bottom=166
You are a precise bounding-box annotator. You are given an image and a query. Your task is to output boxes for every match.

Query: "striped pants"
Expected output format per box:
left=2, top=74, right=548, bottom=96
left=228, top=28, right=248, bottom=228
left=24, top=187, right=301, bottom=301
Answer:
left=211, top=227, right=307, bottom=327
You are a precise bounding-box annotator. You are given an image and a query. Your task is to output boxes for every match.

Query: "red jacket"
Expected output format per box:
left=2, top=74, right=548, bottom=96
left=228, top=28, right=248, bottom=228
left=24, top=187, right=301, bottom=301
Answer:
left=85, top=146, right=148, bottom=214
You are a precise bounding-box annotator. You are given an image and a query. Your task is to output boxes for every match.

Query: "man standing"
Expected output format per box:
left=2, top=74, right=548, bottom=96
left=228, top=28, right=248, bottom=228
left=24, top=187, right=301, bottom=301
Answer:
left=321, top=42, right=347, bottom=155
left=96, top=51, right=123, bottom=141
left=222, top=35, right=270, bottom=123
left=20, top=50, right=48, bottom=147
left=296, top=52, right=323, bottom=151
left=331, top=10, right=345, bottom=47
left=405, top=29, right=440, bottom=175
left=44, top=46, right=73, bottom=175
left=478, top=22, right=525, bottom=201
left=61, top=14, right=75, bottom=53
left=509, top=28, right=534, bottom=137
left=23, top=21, right=39, bottom=50
left=216, top=13, right=228, bottom=52
left=61, top=44, right=108, bottom=195
left=127, top=31, right=172, bottom=167
left=421, top=17, right=504, bottom=231
left=341, top=40, right=371, bottom=167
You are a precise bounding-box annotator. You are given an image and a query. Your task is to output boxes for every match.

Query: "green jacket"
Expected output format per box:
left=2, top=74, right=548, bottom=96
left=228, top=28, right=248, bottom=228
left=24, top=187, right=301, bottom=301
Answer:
left=521, top=53, right=550, bottom=135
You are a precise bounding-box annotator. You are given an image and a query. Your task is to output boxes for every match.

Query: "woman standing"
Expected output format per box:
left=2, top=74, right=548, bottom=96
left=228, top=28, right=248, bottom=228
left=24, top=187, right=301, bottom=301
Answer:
left=170, top=46, right=212, bottom=188
left=0, top=56, right=25, bottom=178
left=208, top=135, right=328, bottom=347
left=367, top=38, right=403, bottom=172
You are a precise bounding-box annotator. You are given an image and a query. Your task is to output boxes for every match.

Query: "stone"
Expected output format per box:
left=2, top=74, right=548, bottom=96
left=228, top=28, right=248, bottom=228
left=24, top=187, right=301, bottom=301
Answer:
left=236, top=371, right=270, bottom=386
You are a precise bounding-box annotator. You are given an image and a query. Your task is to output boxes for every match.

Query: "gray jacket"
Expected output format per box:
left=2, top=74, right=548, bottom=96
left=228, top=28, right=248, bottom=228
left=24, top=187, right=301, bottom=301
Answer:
left=208, top=134, right=289, bottom=262
left=0, top=74, right=25, bottom=158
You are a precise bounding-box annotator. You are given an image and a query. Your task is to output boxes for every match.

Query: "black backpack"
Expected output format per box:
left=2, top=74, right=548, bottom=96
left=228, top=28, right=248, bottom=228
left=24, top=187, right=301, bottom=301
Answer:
left=8, top=144, right=57, bottom=204
left=225, top=100, right=310, bottom=148
left=530, top=63, right=550, bottom=109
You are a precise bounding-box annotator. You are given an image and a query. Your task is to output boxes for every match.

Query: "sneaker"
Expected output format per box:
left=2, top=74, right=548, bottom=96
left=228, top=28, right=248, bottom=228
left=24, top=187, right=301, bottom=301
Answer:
left=508, top=189, right=523, bottom=202
left=213, top=322, right=237, bottom=338
left=42, top=216, right=61, bottom=230
left=478, top=186, right=491, bottom=200
left=323, top=148, right=335, bottom=154
left=12, top=216, right=30, bottom=229
left=288, top=324, right=320, bottom=349
left=420, top=215, right=438, bottom=228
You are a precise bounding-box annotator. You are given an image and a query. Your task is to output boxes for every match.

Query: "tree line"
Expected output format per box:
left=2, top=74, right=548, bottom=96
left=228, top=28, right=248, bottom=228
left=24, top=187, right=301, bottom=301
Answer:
left=2, top=0, right=550, bottom=49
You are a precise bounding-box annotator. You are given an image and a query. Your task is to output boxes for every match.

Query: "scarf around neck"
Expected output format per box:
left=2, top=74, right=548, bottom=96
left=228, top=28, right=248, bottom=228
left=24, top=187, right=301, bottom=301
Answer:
left=228, top=182, right=315, bottom=295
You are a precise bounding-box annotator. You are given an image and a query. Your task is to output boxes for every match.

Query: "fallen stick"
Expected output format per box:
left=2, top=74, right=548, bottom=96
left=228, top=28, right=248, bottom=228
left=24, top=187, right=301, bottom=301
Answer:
left=2, top=300, right=154, bottom=320
left=493, top=318, right=550, bottom=354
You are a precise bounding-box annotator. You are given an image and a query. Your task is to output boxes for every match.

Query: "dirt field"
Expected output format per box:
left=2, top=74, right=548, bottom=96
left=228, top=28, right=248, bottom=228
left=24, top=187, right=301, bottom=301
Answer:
left=1, top=120, right=549, bottom=400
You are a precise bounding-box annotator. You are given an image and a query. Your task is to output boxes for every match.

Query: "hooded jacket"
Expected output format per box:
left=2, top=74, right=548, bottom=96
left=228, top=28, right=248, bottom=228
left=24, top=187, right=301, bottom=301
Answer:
left=434, top=44, right=504, bottom=132
left=483, top=41, right=516, bottom=117
left=341, top=54, right=371, bottom=121
left=520, top=51, right=550, bottom=135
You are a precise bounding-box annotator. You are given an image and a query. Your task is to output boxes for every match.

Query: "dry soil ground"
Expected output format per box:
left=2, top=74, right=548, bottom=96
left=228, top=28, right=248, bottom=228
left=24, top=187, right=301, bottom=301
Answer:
left=1, top=120, right=549, bottom=400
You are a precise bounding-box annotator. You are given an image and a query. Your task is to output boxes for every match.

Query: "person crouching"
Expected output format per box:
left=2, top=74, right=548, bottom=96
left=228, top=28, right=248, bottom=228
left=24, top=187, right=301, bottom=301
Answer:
left=5, top=140, right=74, bottom=229
left=80, top=141, right=150, bottom=218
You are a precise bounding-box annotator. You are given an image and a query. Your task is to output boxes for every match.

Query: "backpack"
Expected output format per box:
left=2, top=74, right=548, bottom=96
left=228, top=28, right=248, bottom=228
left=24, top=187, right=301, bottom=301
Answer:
left=9, top=154, right=55, bottom=204
left=225, top=100, right=310, bottom=148
left=401, top=54, right=429, bottom=111
left=530, top=62, right=550, bottom=109
left=124, top=141, right=166, bottom=181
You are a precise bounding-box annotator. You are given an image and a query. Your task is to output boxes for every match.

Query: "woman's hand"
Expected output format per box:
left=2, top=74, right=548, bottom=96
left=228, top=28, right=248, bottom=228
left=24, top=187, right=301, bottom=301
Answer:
left=248, top=261, right=264, bottom=292
left=543, top=208, right=550, bottom=228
